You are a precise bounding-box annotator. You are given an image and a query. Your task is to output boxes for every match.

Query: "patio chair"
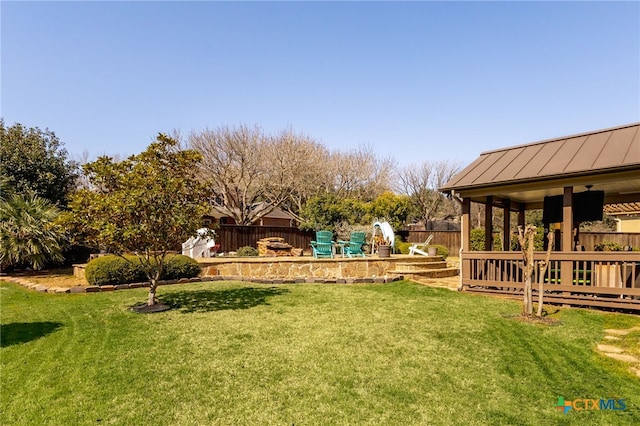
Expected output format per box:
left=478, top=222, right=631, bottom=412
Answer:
left=409, top=234, right=434, bottom=256
left=311, top=230, right=334, bottom=258
left=339, top=231, right=367, bottom=258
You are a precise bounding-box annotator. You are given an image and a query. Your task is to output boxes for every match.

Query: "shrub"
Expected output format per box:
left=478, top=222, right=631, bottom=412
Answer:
left=594, top=241, right=623, bottom=251
left=85, top=255, right=145, bottom=286
left=86, top=254, right=201, bottom=285
left=236, top=246, right=259, bottom=257
left=163, top=254, right=201, bottom=280
left=396, top=241, right=412, bottom=254
left=430, top=244, right=449, bottom=259
left=470, top=228, right=502, bottom=251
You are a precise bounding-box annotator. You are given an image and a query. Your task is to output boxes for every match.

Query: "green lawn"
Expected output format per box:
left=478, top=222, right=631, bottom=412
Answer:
left=1, top=280, right=639, bottom=425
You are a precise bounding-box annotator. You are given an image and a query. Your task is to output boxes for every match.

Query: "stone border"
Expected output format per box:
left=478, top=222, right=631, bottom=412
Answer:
left=2, top=275, right=405, bottom=294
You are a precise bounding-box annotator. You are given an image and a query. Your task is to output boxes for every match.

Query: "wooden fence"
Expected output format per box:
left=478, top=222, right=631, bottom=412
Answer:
left=216, top=225, right=315, bottom=252
left=215, top=226, right=640, bottom=255
left=576, top=232, right=640, bottom=251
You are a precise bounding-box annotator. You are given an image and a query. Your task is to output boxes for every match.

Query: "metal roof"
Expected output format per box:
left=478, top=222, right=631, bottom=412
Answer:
left=440, top=123, right=640, bottom=205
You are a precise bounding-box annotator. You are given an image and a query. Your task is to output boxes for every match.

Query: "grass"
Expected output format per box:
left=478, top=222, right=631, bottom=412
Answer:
left=1, top=279, right=639, bottom=425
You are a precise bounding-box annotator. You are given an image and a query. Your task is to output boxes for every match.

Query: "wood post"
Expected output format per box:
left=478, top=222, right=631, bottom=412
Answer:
left=485, top=196, right=493, bottom=251
left=561, top=186, right=574, bottom=288
left=503, top=199, right=511, bottom=251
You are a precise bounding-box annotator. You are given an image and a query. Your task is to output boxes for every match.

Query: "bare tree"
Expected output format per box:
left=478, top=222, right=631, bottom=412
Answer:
left=397, top=160, right=460, bottom=227
left=189, top=125, right=270, bottom=225
left=518, top=225, right=536, bottom=316
left=329, top=144, right=395, bottom=200
left=190, top=125, right=330, bottom=225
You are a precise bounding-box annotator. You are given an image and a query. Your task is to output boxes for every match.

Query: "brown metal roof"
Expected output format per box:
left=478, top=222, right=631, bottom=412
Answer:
left=440, top=123, right=640, bottom=203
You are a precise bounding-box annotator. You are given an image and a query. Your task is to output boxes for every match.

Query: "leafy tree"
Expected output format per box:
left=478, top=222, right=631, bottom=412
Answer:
left=63, top=135, right=212, bottom=306
left=0, top=119, right=78, bottom=206
left=299, top=193, right=346, bottom=232
left=369, top=191, right=412, bottom=231
left=0, top=193, right=66, bottom=270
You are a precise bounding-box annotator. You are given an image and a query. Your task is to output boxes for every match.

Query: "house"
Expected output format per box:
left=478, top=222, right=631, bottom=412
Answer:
left=440, top=122, right=640, bottom=311
left=203, top=202, right=296, bottom=228
left=605, top=202, right=640, bottom=232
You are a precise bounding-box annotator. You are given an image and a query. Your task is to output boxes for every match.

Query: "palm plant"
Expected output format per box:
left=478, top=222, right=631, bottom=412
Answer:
left=0, top=193, right=66, bottom=270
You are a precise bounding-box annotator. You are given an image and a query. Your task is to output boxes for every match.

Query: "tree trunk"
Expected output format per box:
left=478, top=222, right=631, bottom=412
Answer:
left=524, top=276, right=533, bottom=316
left=518, top=225, right=536, bottom=317
left=536, top=233, right=554, bottom=317
left=148, top=280, right=159, bottom=306
left=536, top=268, right=544, bottom=317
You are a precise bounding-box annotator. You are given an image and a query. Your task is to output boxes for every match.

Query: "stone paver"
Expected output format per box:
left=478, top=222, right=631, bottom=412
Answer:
left=598, top=326, right=640, bottom=378
left=604, top=329, right=631, bottom=336
left=597, top=344, right=624, bottom=354
left=602, top=352, right=639, bottom=363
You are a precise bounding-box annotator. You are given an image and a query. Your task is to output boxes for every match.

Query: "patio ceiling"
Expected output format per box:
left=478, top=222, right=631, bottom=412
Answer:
left=440, top=123, right=640, bottom=207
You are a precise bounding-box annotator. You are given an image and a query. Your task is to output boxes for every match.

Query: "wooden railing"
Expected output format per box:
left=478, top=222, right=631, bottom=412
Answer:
left=461, top=251, right=640, bottom=310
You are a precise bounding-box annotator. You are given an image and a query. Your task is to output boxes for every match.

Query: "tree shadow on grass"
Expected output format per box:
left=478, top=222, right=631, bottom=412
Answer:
left=159, top=287, right=290, bottom=313
left=0, top=322, right=63, bottom=347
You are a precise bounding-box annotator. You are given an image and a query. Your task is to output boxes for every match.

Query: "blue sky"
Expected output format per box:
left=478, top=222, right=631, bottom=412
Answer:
left=2, top=1, right=639, bottom=167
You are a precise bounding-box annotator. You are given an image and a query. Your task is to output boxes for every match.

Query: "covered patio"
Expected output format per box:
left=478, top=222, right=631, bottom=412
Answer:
left=441, top=123, right=640, bottom=311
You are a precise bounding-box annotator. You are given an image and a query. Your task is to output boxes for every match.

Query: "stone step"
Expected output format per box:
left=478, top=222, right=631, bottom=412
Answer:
left=400, top=256, right=444, bottom=263
left=387, top=267, right=459, bottom=280
left=392, top=261, right=448, bottom=271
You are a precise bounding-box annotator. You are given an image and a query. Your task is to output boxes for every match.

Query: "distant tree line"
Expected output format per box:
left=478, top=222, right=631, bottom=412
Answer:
left=1, top=118, right=460, bottom=274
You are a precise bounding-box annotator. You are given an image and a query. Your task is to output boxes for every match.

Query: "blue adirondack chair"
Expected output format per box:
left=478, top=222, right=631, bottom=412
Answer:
left=311, top=230, right=334, bottom=258
left=340, top=231, right=367, bottom=258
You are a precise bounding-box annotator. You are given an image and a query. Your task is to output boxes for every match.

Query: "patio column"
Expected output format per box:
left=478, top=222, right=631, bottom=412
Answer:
left=485, top=196, right=493, bottom=251
left=461, top=197, right=471, bottom=286
left=461, top=198, right=471, bottom=252
left=562, top=186, right=574, bottom=252
left=503, top=199, right=511, bottom=251
left=561, top=186, right=574, bottom=287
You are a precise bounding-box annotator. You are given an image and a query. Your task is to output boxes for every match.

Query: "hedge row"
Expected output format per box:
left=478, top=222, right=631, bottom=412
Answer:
left=85, top=254, right=201, bottom=286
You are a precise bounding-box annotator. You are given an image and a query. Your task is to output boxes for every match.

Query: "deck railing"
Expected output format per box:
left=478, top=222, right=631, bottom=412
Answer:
left=461, top=251, right=640, bottom=310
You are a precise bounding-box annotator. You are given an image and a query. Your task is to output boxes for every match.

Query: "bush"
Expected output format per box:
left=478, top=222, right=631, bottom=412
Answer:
left=470, top=228, right=503, bottom=251
left=163, top=254, right=201, bottom=280
left=396, top=241, right=412, bottom=254
left=85, top=255, right=145, bottom=286
left=85, top=254, right=201, bottom=285
left=430, top=244, right=449, bottom=260
left=236, top=246, right=258, bottom=257
left=594, top=241, right=623, bottom=251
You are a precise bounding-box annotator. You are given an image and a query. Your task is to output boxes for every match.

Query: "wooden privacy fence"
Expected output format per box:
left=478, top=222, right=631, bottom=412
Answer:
left=216, top=225, right=315, bottom=252
left=577, top=232, right=640, bottom=251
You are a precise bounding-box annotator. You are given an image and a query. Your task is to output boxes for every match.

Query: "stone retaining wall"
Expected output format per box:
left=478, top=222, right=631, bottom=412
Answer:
left=197, top=256, right=404, bottom=279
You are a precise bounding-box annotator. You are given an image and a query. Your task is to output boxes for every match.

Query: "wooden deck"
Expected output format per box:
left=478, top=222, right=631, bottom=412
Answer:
left=461, top=251, right=640, bottom=312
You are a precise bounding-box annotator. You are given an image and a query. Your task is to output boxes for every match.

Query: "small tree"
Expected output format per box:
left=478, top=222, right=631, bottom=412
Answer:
left=517, top=225, right=554, bottom=317
left=65, top=135, right=212, bottom=306
left=517, top=225, right=536, bottom=316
